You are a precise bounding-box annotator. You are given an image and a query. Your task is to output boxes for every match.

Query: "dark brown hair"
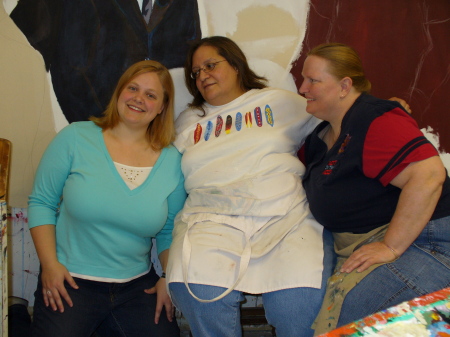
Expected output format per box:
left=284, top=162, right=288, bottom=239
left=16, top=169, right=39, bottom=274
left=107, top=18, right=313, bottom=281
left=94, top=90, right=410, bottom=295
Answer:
left=184, top=36, right=267, bottom=111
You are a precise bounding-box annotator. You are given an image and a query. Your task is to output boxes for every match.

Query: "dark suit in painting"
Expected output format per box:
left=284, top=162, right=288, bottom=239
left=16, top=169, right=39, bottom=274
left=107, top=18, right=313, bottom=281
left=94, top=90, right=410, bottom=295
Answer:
left=11, top=0, right=201, bottom=122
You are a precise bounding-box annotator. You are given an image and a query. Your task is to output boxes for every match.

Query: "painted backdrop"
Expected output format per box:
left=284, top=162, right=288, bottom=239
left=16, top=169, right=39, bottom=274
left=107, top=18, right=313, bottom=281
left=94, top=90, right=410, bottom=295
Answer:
left=292, top=0, right=450, bottom=156
left=1, top=0, right=449, bottom=306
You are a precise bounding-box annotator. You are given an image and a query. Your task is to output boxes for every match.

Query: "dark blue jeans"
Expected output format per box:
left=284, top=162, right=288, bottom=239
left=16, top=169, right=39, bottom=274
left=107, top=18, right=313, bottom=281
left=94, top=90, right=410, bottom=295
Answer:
left=338, top=216, right=450, bottom=327
left=31, top=268, right=180, bottom=337
left=9, top=303, right=31, bottom=337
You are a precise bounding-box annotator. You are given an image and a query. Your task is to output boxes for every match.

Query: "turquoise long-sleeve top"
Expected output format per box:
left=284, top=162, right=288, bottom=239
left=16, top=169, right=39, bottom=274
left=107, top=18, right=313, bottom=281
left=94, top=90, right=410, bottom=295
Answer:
left=28, top=121, right=187, bottom=280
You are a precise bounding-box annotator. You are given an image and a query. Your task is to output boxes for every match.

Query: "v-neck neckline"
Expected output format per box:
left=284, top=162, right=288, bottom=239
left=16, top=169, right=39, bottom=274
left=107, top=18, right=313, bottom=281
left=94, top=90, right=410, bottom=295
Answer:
left=98, top=126, right=166, bottom=194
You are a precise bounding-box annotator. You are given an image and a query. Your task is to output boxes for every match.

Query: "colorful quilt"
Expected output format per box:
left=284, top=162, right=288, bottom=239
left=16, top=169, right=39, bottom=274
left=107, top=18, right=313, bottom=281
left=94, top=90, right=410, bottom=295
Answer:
left=319, top=287, right=450, bottom=337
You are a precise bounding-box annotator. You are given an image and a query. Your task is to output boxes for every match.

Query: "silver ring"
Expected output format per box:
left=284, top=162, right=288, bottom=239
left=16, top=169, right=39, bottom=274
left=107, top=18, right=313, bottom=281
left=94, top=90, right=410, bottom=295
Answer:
left=46, top=290, right=52, bottom=295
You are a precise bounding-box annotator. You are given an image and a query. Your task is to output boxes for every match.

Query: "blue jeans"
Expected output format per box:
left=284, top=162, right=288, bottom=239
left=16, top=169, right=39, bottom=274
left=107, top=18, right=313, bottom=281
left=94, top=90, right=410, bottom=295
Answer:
left=169, top=229, right=335, bottom=337
left=31, top=268, right=180, bottom=337
left=337, top=216, right=450, bottom=327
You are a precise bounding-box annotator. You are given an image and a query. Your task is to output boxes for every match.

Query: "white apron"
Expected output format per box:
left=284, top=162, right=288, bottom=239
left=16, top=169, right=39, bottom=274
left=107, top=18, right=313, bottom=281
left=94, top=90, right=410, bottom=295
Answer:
left=167, top=88, right=324, bottom=299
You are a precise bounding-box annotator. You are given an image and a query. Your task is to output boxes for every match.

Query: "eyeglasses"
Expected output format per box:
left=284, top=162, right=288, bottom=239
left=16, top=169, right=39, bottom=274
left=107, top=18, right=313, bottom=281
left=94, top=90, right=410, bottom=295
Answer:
left=190, top=60, right=227, bottom=79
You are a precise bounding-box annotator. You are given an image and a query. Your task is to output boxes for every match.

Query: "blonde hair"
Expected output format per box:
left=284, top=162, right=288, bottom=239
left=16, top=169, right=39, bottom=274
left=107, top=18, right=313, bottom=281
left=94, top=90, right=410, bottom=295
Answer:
left=90, top=60, right=176, bottom=150
left=308, top=43, right=371, bottom=93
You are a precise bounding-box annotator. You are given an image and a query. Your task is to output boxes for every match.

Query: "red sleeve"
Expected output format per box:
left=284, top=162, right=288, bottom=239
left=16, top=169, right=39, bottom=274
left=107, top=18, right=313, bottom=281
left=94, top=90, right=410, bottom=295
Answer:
left=297, top=143, right=306, bottom=165
left=363, top=108, right=438, bottom=186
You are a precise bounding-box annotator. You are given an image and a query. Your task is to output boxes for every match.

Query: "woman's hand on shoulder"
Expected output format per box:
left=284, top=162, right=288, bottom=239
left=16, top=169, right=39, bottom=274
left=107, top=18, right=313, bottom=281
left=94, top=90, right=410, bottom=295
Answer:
left=340, top=241, right=398, bottom=273
left=144, top=276, right=174, bottom=324
left=41, top=261, right=79, bottom=313
left=388, top=97, right=412, bottom=114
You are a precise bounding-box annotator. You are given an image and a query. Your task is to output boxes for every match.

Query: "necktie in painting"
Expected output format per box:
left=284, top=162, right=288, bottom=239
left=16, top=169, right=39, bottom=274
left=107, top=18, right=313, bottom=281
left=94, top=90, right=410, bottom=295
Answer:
left=142, top=0, right=152, bottom=24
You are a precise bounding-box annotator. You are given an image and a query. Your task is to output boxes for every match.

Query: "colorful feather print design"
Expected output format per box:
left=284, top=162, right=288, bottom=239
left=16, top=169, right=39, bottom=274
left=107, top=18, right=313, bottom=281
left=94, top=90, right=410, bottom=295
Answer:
left=215, top=115, right=223, bottom=137
left=225, top=115, right=232, bottom=134
left=194, top=123, right=202, bottom=144
left=204, top=120, right=213, bottom=141
left=235, top=112, right=242, bottom=131
left=265, top=105, right=274, bottom=127
left=245, top=112, right=252, bottom=128
left=254, top=107, right=263, bottom=127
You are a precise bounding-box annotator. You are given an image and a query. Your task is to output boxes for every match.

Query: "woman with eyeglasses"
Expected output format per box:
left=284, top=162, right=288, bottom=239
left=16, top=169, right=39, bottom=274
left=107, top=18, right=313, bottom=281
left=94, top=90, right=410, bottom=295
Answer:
left=165, top=36, right=335, bottom=337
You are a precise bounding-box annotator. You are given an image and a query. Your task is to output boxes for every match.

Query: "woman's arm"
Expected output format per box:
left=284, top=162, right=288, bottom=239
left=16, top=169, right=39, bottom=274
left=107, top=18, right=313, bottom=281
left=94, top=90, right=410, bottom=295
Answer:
left=146, top=175, right=186, bottom=323
left=383, top=156, right=445, bottom=253
left=144, top=249, right=173, bottom=324
left=28, top=125, right=79, bottom=312
left=31, top=225, right=78, bottom=313
left=341, top=156, right=446, bottom=273
left=145, top=158, right=187, bottom=323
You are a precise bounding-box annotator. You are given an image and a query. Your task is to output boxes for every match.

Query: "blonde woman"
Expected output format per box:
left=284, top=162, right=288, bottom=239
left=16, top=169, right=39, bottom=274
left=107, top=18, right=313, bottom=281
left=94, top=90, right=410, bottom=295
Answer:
left=28, top=60, right=186, bottom=337
left=300, top=43, right=450, bottom=333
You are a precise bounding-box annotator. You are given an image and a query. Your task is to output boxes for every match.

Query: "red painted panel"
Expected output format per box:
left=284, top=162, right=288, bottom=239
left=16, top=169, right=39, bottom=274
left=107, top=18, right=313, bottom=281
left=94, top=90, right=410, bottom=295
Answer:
left=292, top=0, right=450, bottom=151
